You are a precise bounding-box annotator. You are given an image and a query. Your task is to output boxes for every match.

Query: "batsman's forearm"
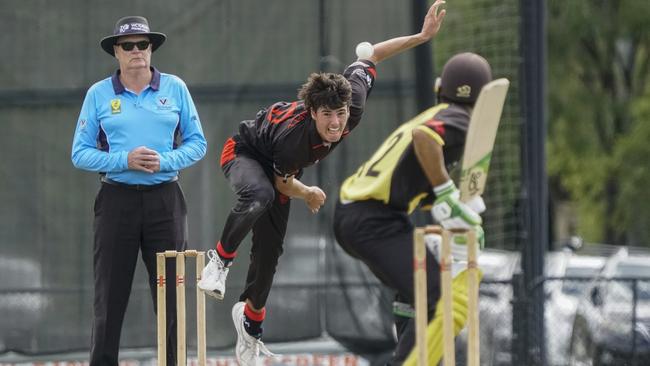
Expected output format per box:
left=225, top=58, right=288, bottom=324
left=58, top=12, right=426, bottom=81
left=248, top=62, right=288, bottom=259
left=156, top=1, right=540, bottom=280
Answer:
left=412, top=128, right=450, bottom=187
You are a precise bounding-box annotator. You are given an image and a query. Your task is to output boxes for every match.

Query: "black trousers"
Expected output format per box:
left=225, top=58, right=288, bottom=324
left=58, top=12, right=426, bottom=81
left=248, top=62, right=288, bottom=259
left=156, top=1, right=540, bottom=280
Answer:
left=90, top=181, right=187, bottom=366
left=333, top=200, right=440, bottom=365
left=220, top=154, right=290, bottom=309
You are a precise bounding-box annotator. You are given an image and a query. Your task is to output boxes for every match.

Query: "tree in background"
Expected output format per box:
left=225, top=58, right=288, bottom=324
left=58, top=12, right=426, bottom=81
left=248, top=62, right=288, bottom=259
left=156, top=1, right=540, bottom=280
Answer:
left=548, top=0, right=650, bottom=246
left=616, top=97, right=650, bottom=244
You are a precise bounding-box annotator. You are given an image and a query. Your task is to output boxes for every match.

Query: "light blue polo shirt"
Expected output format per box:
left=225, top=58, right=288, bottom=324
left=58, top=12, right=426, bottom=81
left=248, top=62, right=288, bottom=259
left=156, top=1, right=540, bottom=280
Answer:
left=71, top=67, right=207, bottom=184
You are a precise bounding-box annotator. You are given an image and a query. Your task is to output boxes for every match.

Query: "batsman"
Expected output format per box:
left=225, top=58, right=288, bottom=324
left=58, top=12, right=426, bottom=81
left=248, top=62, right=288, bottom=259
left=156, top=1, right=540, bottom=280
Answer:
left=333, top=52, right=494, bottom=365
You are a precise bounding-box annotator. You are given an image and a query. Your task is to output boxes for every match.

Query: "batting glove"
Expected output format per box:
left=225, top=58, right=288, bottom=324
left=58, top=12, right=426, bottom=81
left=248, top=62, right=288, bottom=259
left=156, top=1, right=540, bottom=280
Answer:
left=431, top=180, right=482, bottom=229
left=466, top=195, right=486, bottom=215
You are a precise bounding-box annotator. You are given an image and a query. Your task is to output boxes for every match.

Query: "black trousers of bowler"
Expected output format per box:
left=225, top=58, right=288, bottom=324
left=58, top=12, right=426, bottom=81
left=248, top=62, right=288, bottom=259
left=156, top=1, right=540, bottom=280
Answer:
left=333, top=200, right=440, bottom=365
left=219, top=154, right=291, bottom=309
left=90, top=181, right=187, bottom=366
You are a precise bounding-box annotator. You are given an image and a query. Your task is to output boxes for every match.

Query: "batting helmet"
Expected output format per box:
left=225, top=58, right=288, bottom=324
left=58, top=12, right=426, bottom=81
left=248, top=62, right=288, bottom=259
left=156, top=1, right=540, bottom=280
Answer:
left=437, top=53, right=492, bottom=104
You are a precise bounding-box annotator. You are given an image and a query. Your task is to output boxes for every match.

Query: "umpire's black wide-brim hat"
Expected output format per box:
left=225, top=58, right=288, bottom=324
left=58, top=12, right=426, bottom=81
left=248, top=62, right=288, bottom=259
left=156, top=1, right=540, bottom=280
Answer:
left=100, top=16, right=166, bottom=56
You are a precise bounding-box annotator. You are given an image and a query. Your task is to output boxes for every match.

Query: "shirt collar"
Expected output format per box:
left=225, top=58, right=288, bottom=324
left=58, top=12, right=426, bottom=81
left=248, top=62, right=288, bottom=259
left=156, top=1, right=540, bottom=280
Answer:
left=111, top=67, right=161, bottom=94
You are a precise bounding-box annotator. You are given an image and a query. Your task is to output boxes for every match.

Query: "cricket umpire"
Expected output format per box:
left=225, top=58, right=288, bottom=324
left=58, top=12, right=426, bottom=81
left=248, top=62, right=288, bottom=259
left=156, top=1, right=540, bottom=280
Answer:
left=71, top=16, right=206, bottom=366
left=333, top=53, right=492, bottom=365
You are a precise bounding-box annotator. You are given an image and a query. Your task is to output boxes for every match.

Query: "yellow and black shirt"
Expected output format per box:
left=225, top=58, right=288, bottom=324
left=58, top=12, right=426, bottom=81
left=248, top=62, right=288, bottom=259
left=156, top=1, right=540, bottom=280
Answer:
left=339, top=103, right=470, bottom=213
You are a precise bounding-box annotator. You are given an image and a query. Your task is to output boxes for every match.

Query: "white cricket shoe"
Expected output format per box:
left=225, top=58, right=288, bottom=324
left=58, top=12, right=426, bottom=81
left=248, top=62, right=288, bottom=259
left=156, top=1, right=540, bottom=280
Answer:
left=197, top=249, right=229, bottom=300
left=232, top=302, right=277, bottom=366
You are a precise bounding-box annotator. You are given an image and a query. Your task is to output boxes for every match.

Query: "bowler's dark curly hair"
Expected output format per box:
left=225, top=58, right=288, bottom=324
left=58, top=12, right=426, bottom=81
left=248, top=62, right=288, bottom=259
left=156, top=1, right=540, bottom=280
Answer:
left=298, top=73, right=352, bottom=112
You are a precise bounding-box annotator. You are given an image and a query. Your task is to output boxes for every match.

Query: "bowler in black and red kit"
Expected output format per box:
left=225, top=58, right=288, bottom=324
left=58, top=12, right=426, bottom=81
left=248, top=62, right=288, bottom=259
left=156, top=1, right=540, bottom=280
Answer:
left=198, top=2, right=447, bottom=365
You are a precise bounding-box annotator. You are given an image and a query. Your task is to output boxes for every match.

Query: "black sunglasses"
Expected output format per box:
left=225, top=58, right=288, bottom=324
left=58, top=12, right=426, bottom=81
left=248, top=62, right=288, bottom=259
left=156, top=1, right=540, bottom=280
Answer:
left=116, top=41, right=151, bottom=51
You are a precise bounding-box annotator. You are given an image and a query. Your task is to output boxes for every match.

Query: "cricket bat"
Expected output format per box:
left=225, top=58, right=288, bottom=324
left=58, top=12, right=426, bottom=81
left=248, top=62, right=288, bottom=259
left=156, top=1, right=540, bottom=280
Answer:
left=459, top=79, right=508, bottom=366
left=458, top=78, right=510, bottom=203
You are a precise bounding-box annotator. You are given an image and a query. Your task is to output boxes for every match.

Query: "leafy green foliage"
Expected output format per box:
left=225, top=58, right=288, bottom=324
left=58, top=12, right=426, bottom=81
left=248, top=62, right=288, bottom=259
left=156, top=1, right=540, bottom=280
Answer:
left=614, top=96, right=650, bottom=243
left=548, top=0, right=650, bottom=245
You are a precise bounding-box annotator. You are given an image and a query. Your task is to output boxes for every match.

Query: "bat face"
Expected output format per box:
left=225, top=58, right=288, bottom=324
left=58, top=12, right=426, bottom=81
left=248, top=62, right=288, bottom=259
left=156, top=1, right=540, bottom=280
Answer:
left=458, top=78, right=510, bottom=203
left=462, top=153, right=492, bottom=198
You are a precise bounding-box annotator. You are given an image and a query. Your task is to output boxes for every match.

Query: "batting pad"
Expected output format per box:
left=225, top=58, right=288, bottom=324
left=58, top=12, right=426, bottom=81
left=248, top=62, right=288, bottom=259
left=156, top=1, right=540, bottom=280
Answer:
left=403, top=269, right=483, bottom=366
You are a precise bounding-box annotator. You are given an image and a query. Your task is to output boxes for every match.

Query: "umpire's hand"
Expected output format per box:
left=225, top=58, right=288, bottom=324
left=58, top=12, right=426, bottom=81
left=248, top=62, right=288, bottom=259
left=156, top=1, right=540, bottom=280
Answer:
left=128, top=146, right=160, bottom=173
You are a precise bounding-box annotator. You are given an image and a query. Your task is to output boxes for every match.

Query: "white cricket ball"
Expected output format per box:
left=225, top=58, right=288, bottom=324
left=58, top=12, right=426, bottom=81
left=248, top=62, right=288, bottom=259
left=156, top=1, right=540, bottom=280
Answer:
left=355, top=42, right=374, bottom=59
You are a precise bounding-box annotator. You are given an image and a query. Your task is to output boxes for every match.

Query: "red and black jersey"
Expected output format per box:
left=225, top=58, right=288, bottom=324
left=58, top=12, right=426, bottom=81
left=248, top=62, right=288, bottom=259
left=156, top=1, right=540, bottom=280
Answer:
left=223, top=61, right=376, bottom=178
